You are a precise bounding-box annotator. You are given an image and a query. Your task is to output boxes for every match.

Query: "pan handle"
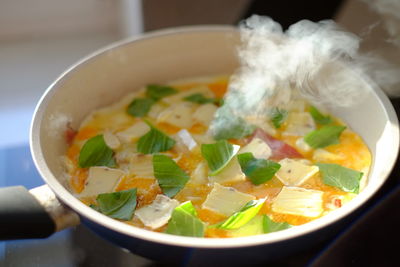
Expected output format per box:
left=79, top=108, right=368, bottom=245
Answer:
left=0, top=185, right=80, bottom=240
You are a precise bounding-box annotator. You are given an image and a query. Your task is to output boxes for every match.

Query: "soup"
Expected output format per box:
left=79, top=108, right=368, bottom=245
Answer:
left=64, top=76, right=371, bottom=238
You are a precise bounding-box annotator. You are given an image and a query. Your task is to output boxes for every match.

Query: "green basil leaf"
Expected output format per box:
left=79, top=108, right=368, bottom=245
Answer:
left=237, top=153, right=281, bottom=185
left=309, top=106, right=332, bottom=125
left=263, top=215, right=292, bottom=233
left=269, top=108, right=288, bottom=128
left=137, top=123, right=176, bottom=154
left=127, top=98, right=155, bottom=117
left=183, top=93, right=221, bottom=105
left=78, top=134, right=116, bottom=168
left=212, top=106, right=256, bottom=140
left=201, top=140, right=240, bottom=175
left=317, top=163, right=363, bottom=193
left=217, top=199, right=265, bottom=230
left=89, top=204, right=100, bottom=212
left=304, top=125, right=346, bottom=148
left=153, top=154, right=190, bottom=197
left=165, top=201, right=205, bottom=237
left=146, top=84, right=177, bottom=101
left=96, top=189, right=137, bottom=220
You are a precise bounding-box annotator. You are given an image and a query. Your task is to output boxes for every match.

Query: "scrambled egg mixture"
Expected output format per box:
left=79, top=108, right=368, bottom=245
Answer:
left=64, top=76, right=371, bottom=238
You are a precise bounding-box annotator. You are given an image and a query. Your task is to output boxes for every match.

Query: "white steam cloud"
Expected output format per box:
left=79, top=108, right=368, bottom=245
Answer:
left=211, top=15, right=378, bottom=136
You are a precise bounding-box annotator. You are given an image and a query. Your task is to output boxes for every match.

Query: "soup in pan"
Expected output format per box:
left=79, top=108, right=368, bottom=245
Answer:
left=64, top=76, right=371, bottom=238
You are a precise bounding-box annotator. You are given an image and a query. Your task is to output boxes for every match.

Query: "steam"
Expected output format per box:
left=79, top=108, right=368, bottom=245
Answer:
left=211, top=15, right=374, bottom=136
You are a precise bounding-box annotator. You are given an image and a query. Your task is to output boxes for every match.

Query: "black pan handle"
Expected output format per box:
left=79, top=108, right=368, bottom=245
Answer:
left=0, top=185, right=80, bottom=240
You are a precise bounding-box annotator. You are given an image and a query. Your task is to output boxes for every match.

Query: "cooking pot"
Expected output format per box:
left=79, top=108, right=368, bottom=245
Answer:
left=0, top=26, right=398, bottom=265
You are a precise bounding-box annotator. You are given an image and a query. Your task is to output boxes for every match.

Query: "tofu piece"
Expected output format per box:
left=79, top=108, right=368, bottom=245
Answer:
left=202, top=183, right=255, bottom=216
left=190, top=161, right=209, bottom=184
left=116, top=121, right=150, bottom=143
left=80, top=167, right=125, bottom=197
left=209, top=157, right=246, bottom=183
left=276, top=158, right=319, bottom=186
left=103, top=130, right=121, bottom=149
left=175, top=129, right=197, bottom=151
left=272, top=186, right=324, bottom=217
left=135, top=194, right=179, bottom=229
left=192, top=103, right=218, bottom=126
left=148, top=102, right=167, bottom=119
left=239, top=138, right=272, bottom=159
left=129, top=154, right=154, bottom=178
left=161, top=85, right=214, bottom=105
left=192, top=133, right=215, bottom=145
left=312, top=149, right=345, bottom=162
left=157, top=102, right=195, bottom=129
left=295, top=137, right=312, bottom=153
left=283, top=112, right=315, bottom=136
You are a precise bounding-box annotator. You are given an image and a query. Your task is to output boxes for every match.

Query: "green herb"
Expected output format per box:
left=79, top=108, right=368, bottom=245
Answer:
left=217, top=199, right=265, bottom=230
left=183, top=93, right=222, bottom=105
left=137, top=123, right=175, bottom=154
left=127, top=98, right=155, bottom=117
left=89, top=204, right=100, bottom=212
left=165, top=201, right=205, bottom=237
left=228, top=215, right=265, bottom=237
left=304, top=125, right=346, bottom=148
left=317, top=163, right=363, bottom=193
left=201, top=140, right=240, bottom=175
left=78, top=135, right=116, bottom=168
left=146, top=84, right=177, bottom=101
left=309, top=106, right=332, bottom=125
left=96, top=189, right=137, bottom=220
left=153, top=154, right=190, bottom=197
left=212, top=107, right=255, bottom=140
left=263, top=215, right=292, bottom=233
left=269, top=108, right=288, bottom=128
left=237, top=153, right=281, bottom=185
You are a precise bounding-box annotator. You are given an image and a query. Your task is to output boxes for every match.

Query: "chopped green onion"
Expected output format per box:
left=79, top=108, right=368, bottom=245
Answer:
left=263, top=215, right=292, bottom=233
left=127, top=98, right=155, bottom=117
left=304, top=125, right=346, bottom=148
left=137, top=122, right=175, bottom=154
left=217, top=198, right=265, bottom=230
left=96, top=188, right=137, bottom=220
left=153, top=154, right=190, bottom=197
left=237, top=152, right=281, bottom=185
left=78, top=134, right=116, bottom=168
left=317, top=163, right=363, bottom=193
left=309, top=106, right=332, bottom=125
left=269, top=108, right=288, bottom=129
left=228, top=215, right=265, bottom=237
left=201, top=140, right=240, bottom=176
left=165, top=201, right=205, bottom=237
left=183, top=93, right=222, bottom=105
left=146, top=84, right=177, bottom=101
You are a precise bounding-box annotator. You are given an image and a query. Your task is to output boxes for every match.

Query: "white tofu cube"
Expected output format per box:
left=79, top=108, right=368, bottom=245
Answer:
left=103, top=130, right=121, bottom=149
left=276, top=158, right=319, bottom=186
left=157, top=102, right=195, bottom=129
left=80, top=167, right=125, bottom=197
left=272, top=186, right=324, bottom=217
left=135, top=194, right=179, bottom=229
left=283, top=112, right=315, bottom=136
left=239, top=138, right=272, bottom=159
left=202, top=183, right=255, bottom=216
left=116, top=121, right=150, bottom=143
left=192, top=103, right=218, bottom=126
left=209, top=146, right=245, bottom=184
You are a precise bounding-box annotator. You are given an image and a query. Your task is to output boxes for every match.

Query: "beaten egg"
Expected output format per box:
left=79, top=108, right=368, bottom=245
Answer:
left=64, top=76, right=371, bottom=238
